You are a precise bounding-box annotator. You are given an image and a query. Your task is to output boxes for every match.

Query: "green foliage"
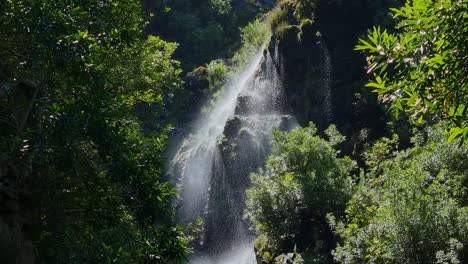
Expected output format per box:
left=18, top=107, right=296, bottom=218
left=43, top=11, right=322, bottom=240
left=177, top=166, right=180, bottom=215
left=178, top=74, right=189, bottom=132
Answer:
left=151, top=0, right=266, bottom=70
left=245, top=123, right=355, bottom=261
left=362, top=134, right=399, bottom=173
left=268, top=0, right=318, bottom=40
left=356, top=0, right=468, bottom=143
left=232, top=19, right=272, bottom=66
left=241, top=19, right=273, bottom=49
left=0, top=0, right=189, bottom=262
left=210, top=0, right=232, bottom=15
left=206, top=60, right=228, bottom=89
left=330, top=124, right=468, bottom=263
left=247, top=170, right=305, bottom=248
left=201, top=18, right=271, bottom=113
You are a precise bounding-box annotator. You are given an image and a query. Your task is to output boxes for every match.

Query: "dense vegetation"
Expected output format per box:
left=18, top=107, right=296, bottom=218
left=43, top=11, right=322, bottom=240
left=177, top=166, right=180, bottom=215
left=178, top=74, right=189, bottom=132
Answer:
left=1, top=0, right=467, bottom=263
left=247, top=123, right=468, bottom=263
left=145, top=0, right=271, bottom=70
left=330, top=124, right=468, bottom=263
left=0, top=0, right=189, bottom=262
left=245, top=124, right=355, bottom=263
left=245, top=0, right=468, bottom=263
left=356, top=0, right=468, bottom=143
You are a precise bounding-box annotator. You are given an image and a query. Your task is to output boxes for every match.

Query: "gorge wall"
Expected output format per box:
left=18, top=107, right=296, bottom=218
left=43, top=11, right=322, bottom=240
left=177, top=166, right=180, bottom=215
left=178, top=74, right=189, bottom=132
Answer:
left=276, top=0, right=403, bottom=160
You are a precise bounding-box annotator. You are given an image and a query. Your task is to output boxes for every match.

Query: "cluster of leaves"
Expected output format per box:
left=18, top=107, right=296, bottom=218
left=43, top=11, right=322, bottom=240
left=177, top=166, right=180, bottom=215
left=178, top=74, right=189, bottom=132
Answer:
left=330, top=124, right=468, bottom=263
left=266, top=0, right=318, bottom=40
left=244, top=1, right=468, bottom=263
left=200, top=18, right=271, bottom=113
left=248, top=122, right=468, bottom=264
left=356, top=0, right=468, bottom=143
left=205, top=60, right=229, bottom=90
left=149, top=0, right=269, bottom=70
left=232, top=18, right=272, bottom=65
left=0, top=0, right=190, bottom=262
left=245, top=123, right=355, bottom=262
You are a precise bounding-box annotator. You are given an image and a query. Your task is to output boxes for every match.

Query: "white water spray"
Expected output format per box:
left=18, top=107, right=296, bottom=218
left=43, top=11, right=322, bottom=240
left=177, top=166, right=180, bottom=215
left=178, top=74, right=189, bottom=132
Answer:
left=172, top=48, right=265, bottom=227
left=170, top=44, right=296, bottom=263
left=321, top=43, right=333, bottom=123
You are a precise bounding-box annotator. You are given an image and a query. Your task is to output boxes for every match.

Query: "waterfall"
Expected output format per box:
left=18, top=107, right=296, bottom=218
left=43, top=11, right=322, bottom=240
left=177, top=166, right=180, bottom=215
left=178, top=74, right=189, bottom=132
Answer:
left=321, top=43, right=333, bottom=124
left=170, top=43, right=296, bottom=263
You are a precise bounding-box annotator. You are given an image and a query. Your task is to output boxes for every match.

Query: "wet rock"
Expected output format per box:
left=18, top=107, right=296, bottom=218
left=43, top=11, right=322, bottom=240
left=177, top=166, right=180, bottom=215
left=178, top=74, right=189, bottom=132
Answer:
left=254, top=246, right=270, bottom=264
left=223, top=116, right=243, bottom=138
left=278, top=115, right=295, bottom=131
left=173, top=45, right=297, bottom=257
left=238, top=127, right=255, bottom=141
left=274, top=253, right=302, bottom=264
left=185, top=67, right=209, bottom=93
left=235, top=94, right=255, bottom=115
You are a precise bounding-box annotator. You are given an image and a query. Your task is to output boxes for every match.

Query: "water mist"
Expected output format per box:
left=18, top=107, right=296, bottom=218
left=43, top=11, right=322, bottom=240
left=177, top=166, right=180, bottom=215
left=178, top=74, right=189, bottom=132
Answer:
left=170, top=43, right=296, bottom=263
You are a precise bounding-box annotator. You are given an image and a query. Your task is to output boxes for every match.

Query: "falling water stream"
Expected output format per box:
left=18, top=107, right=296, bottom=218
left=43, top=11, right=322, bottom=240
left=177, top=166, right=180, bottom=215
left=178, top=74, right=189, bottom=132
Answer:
left=170, top=43, right=296, bottom=263
left=321, top=43, right=333, bottom=123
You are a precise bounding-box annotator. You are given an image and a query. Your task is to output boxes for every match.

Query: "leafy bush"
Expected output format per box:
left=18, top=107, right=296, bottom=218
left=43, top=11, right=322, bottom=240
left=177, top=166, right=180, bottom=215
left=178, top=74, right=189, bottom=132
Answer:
left=330, top=124, right=468, bottom=263
left=0, top=0, right=190, bottom=262
left=266, top=0, right=318, bottom=40
left=151, top=0, right=265, bottom=70
left=206, top=60, right=228, bottom=89
left=356, top=0, right=468, bottom=143
left=198, top=18, right=271, bottom=114
left=245, top=123, right=355, bottom=261
left=210, top=0, right=232, bottom=15
left=232, top=19, right=272, bottom=66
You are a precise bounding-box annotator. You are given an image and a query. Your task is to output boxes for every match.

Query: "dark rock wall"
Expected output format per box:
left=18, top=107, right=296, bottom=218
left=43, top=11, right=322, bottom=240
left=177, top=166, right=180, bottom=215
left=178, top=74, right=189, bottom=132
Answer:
left=277, top=0, right=402, bottom=160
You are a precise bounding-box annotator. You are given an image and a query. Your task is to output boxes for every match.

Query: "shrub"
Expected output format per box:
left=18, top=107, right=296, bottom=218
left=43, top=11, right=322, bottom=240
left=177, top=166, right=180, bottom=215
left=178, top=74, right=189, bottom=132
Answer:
left=245, top=123, right=355, bottom=261
left=330, top=124, right=468, bottom=263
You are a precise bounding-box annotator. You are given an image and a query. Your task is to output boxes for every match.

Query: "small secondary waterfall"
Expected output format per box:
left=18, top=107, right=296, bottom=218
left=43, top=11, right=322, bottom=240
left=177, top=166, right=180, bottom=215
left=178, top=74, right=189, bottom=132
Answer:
left=170, top=44, right=296, bottom=263
left=321, top=43, right=333, bottom=124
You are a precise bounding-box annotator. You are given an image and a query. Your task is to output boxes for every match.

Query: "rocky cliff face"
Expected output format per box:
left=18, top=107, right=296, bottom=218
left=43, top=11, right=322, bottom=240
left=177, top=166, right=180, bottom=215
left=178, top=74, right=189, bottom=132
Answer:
left=170, top=47, right=297, bottom=262
left=204, top=102, right=295, bottom=254
left=169, top=2, right=405, bottom=261
left=276, top=0, right=402, bottom=161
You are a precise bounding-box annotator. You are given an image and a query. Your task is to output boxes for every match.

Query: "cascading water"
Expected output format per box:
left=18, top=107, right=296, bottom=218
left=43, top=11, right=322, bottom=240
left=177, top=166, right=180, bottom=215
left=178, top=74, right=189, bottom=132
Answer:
left=321, top=43, right=333, bottom=123
left=170, top=43, right=296, bottom=263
